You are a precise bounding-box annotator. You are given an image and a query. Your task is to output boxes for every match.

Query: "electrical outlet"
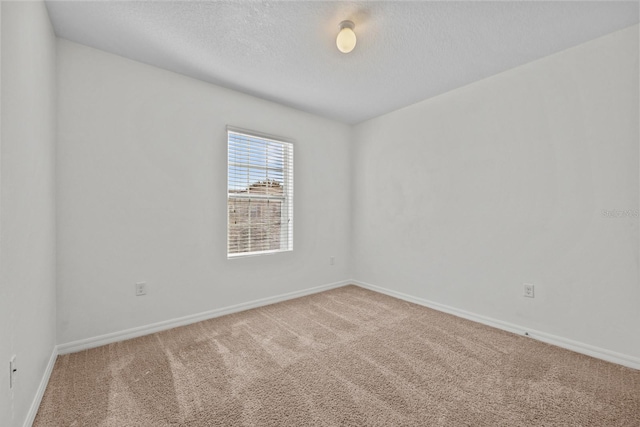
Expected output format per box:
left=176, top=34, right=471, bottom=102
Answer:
left=9, top=355, right=16, bottom=389
left=135, top=282, right=147, bottom=296
left=523, top=283, right=535, bottom=298
left=330, top=256, right=335, bottom=266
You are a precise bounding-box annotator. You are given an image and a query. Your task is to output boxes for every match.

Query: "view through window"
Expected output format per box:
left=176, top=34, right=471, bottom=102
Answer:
left=227, top=129, right=293, bottom=257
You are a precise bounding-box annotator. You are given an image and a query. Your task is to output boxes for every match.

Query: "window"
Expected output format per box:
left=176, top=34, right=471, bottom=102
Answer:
left=227, top=128, right=293, bottom=257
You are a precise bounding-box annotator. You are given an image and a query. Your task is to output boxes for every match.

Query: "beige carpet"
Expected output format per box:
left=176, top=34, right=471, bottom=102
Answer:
left=35, top=285, right=640, bottom=426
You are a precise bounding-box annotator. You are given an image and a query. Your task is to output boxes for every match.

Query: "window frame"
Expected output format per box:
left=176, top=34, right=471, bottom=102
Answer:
left=226, top=126, right=294, bottom=258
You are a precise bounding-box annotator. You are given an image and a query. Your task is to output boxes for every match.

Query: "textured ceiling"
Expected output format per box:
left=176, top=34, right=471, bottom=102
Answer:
left=45, top=1, right=639, bottom=124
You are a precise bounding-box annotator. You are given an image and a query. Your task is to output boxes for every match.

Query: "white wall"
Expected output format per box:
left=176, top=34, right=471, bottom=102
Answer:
left=0, top=2, right=57, bottom=426
left=56, top=40, right=352, bottom=345
left=352, top=25, right=640, bottom=359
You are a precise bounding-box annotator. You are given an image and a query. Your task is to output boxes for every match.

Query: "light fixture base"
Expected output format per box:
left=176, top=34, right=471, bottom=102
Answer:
left=339, top=20, right=355, bottom=31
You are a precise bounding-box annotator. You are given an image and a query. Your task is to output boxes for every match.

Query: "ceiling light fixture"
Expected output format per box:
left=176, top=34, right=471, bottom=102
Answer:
left=336, top=20, right=356, bottom=54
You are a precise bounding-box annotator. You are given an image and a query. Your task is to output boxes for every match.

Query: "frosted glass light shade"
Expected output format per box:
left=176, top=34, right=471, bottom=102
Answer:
left=337, top=21, right=356, bottom=53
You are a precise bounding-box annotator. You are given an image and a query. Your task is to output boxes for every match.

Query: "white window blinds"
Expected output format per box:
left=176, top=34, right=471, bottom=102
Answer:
left=227, top=128, right=293, bottom=257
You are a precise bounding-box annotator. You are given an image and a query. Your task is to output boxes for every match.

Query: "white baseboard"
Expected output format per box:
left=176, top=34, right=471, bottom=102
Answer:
left=23, top=346, right=58, bottom=427
left=57, top=280, right=351, bottom=355
left=353, top=280, right=640, bottom=371
left=53, top=276, right=639, bottom=377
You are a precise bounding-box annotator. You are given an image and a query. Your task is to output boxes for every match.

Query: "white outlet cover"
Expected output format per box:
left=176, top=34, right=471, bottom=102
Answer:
left=135, top=282, right=147, bottom=296
left=523, top=283, right=535, bottom=298
left=10, top=355, right=16, bottom=388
